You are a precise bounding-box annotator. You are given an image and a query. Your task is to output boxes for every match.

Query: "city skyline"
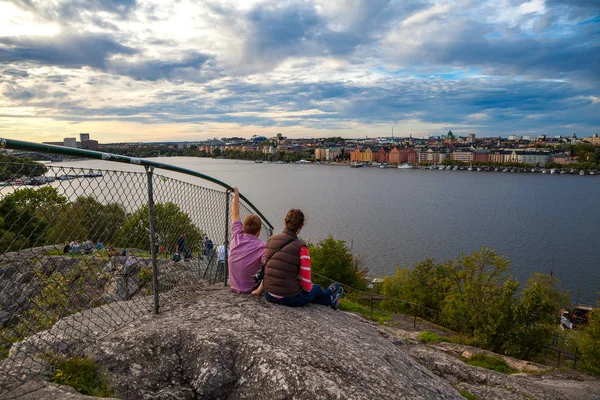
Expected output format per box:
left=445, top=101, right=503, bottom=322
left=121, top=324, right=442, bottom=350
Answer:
left=1, top=0, right=599, bottom=143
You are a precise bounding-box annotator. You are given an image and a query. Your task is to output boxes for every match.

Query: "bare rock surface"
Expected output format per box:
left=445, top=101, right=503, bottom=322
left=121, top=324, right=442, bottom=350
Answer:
left=83, top=287, right=462, bottom=399
left=2, top=285, right=600, bottom=399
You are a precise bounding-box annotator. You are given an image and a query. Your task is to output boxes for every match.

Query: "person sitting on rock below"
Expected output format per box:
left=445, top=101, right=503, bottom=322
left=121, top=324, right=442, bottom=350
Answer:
left=252, top=208, right=343, bottom=309
left=228, top=186, right=266, bottom=293
left=69, top=240, right=80, bottom=255
left=82, top=237, right=94, bottom=254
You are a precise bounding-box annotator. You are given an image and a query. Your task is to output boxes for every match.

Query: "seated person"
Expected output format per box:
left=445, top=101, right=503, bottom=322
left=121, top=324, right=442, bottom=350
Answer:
left=70, top=240, right=80, bottom=254
left=96, top=241, right=104, bottom=250
left=253, top=209, right=343, bottom=309
left=82, top=238, right=94, bottom=254
left=228, top=187, right=266, bottom=293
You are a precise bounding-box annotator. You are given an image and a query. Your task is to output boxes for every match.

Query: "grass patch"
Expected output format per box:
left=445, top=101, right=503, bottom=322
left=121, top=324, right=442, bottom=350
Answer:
left=463, top=354, right=517, bottom=374
left=339, top=298, right=391, bottom=324
left=418, top=331, right=445, bottom=344
left=48, top=355, right=114, bottom=397
left=459, top=389, right=478, bottom=400
left=447, top=335, right=479, bottom=347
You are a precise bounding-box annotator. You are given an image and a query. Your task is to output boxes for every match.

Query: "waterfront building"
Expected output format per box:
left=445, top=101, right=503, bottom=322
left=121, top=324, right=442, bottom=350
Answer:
left=81, top=140, right=99, bottom=150
left=63, top=137, right=77, bottom=148
left=452, top=149, right=474, bottom=163
left=398, top=148, right=416, bottom=164
left=489, top=151, right=510, bottom=164
left=520, top=152, right=550, bottom=166
left=314, top=148, right=327, bottom=160
left=473, top=151, right=490, bottom=162
left=350, top=148, right=361, bottom=163
left=551, top=154, right=574, bottom=164
left=326, top=147, right=342, bottom=161
left=377, top=148, right=389, bottom=163
left=417, top=149, right=448, bottom=164
left=262, top=146, right=275, bottom=155
left=389, top=147, right=400, bottom=164
left=361, top=148, right=375, bottom=162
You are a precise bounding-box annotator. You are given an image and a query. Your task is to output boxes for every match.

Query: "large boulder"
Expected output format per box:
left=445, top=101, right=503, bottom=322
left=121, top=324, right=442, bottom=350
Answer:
left=10, top=287, right=463, bottom=399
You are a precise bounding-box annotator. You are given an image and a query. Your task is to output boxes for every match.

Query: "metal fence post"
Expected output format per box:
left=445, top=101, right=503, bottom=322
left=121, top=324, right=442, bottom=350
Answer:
left=223, top=189, right=231, bottom=286
left=145, top=166, right=159, bottom=314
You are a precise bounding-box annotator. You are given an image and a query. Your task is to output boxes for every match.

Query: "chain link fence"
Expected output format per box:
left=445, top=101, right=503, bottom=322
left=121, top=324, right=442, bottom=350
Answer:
left=0, top=142, right=273, bottom=394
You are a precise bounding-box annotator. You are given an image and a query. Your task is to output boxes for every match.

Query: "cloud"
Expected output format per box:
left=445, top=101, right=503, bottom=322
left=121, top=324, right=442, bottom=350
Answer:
left=9, top=0, right=137, bottom=20
left=0, top=0, right=598, bottom=140
left=111, top=53, right=215, bottom=82
left=0, top=33, right=136, bottom=70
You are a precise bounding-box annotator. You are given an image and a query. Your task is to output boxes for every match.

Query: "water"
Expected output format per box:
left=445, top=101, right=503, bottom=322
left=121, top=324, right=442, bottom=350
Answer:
left=52, top=158, right=600, bottom=304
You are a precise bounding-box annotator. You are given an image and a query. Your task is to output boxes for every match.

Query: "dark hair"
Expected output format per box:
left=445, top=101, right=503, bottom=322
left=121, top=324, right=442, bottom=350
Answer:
left=284, top=209, right=304, bottom=233
left=243, top=214, right=262, bottom=235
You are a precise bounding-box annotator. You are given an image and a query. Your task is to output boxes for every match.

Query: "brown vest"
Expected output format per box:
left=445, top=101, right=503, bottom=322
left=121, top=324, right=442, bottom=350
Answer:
left=262, top=230, right=304, bottom=297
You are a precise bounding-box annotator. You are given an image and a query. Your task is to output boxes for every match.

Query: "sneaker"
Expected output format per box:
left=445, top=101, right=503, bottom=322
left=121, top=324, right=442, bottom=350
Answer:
left=328, top=282, right=340, bottom=294
left=330, top=285, right=344, bottom=310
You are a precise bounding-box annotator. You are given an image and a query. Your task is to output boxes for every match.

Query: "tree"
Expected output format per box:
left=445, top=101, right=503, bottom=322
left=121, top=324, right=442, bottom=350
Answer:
left=0, top=155, right=47, bottom=181
left=70, top=197, right=127, bottom=244
left=0, top=187, right=67, bottom=252
left=114, top=202, right=204, bottom=252
left=381, top=259, right=448, bottom=317
left=438, top=247, right=519, bottom=352
left=579, top=306, right=600, bottom=375
left=308, top=236, right=368, bottom=290
left=507, top=273, right=569, bottom=359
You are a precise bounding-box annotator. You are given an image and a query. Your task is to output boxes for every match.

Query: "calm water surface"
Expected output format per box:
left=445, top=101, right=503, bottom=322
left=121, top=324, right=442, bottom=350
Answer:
left=54, top=158, right=600, bottom=304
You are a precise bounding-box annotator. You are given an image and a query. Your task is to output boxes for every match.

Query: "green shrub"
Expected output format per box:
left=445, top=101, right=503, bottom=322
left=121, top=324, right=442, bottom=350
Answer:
left=138, top=267, right=153, bottom=286
left=458, top=389, right=478, bottom=400
left=339, top=298, right=391, bottom=324
left=418, top=331, right=444, bottom=344
left=463, top=354, right=517, bottom=374
left=50, top=355, right=114, bottom=397
left=579, top=308, right=600, bottom=376
left=308, top=236, right=368, bottom=290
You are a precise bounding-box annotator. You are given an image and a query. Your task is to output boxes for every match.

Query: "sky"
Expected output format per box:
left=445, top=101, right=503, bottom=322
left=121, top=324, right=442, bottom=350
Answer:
left=0, top=0, right=599, bottom=143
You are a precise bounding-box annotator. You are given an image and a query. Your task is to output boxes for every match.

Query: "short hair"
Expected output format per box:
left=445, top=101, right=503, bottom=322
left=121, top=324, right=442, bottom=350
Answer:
left=284, top=209, right=304, bottom=233
left=243, top=214, right=262, bottom=235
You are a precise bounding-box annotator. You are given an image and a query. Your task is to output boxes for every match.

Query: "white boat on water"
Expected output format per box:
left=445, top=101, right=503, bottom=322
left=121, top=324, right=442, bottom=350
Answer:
left=398, top=163, right=413, bottom=169
left=550, top=168, right=556, bottom=174
left=453, top=166, right=459, bottom=171
left=429, top=165, right=436, bottom=170
left=580, top=170, right=585, bottom=176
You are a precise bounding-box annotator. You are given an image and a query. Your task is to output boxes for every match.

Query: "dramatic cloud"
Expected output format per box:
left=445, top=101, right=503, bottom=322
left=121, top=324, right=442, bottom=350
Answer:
left=0, top=0, right=598, bottom=142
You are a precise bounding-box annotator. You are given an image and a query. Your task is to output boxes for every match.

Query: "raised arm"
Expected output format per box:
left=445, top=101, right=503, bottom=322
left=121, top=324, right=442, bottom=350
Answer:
left=232, top=186, right=240, bottom=222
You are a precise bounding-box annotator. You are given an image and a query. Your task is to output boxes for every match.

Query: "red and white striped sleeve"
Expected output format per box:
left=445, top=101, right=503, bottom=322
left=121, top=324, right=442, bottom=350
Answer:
left=299, top=245, right=313, bottom=292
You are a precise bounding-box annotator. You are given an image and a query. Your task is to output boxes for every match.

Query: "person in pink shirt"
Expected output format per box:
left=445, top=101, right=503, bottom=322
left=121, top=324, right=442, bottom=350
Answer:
left=228, top=187, right=266, bottom=293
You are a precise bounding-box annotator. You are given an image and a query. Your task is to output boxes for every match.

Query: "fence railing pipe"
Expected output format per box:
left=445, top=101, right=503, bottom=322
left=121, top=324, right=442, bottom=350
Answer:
left=0, top=138, right=274, bottom=232
left=145, top=166, right=159, bottom=314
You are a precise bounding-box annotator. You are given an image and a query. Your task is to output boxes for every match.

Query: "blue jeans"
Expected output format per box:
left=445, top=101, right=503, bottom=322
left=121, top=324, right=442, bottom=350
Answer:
left=264, top=284, right=333, bottom=307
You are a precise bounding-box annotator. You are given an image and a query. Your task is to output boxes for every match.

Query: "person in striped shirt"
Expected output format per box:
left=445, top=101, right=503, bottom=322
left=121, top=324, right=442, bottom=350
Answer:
left=258, top=208, right=343, bottom=309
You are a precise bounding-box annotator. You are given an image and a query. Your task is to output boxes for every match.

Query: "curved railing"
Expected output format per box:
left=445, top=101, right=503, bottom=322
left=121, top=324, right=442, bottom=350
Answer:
left=0, top=138, right=273, bottom=232
left=0, top=138, right=274, bottom=393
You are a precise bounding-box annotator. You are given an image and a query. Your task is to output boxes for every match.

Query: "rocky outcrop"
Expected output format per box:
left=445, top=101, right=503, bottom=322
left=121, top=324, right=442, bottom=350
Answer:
left=4, top=287, right=463, bottom=399
left=2, top=283, right=600, bottom=399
